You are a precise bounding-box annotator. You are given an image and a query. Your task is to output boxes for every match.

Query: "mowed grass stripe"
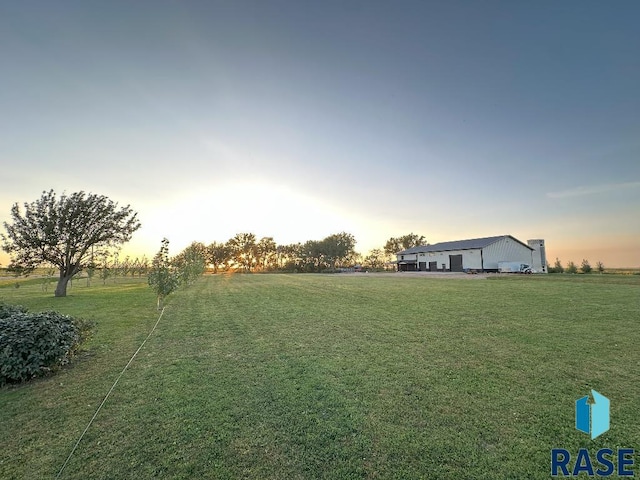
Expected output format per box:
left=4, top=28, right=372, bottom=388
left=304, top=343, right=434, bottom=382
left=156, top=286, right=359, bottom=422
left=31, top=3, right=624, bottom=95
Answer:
left=0, top=274, right=638, bottom=479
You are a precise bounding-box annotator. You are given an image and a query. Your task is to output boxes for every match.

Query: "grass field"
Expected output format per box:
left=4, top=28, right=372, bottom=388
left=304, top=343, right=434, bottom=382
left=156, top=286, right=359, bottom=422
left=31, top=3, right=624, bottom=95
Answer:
left=1, top=273, right=639, bottom=479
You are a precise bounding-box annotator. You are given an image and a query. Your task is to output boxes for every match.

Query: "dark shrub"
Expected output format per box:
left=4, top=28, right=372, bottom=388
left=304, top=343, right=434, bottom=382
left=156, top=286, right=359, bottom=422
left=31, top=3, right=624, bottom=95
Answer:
left=0, top=303, right=28, bottom=318
left=0, top=307, right=92, bottom=386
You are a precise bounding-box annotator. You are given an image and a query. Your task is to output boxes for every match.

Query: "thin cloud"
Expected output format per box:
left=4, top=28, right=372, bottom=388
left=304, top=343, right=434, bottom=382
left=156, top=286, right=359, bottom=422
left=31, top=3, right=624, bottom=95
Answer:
left=546, top=182, right=640, bottom=199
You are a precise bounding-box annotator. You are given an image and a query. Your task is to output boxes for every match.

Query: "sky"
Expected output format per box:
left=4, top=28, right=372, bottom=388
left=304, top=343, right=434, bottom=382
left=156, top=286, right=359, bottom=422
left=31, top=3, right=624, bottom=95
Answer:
left=1, top=0, right=639, bottom=267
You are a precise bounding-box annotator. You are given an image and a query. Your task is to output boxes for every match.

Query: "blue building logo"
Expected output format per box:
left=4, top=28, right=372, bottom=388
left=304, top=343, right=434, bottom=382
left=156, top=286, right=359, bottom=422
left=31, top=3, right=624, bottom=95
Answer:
left=575, top=390, right=610, bottom=440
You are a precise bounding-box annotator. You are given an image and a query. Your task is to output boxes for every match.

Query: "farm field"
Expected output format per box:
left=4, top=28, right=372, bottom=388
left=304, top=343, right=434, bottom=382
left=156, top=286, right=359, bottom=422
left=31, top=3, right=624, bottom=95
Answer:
left=1, top=273, right=639, bottom=479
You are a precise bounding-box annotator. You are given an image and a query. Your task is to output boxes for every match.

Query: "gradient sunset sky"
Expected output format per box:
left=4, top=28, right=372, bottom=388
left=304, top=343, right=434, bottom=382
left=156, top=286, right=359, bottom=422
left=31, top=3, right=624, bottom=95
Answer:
left=1, top=1, right=639, bottom=267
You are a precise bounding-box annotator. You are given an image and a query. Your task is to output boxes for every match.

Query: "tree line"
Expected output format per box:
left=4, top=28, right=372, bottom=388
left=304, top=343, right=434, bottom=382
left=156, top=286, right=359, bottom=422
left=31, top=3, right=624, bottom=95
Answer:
left=548, top=258, right=605, bottom=274
left=192, top=231, right=357, bottom=273
left=174, top=231, right=428, bottom=274
left=1, top=189, right=431, bottom=297
left=127, top=231, right=429, bottom=310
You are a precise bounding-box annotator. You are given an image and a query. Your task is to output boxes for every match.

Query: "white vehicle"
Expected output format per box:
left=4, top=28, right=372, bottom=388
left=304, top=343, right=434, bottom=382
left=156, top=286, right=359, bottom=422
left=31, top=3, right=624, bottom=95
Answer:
left=498, top=261, right=533, bottom=274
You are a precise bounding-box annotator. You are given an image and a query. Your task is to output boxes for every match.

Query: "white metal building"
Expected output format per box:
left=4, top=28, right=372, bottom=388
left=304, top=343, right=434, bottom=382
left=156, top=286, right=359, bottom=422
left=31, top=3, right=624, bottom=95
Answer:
left=396, top=235, right=547, bottom=273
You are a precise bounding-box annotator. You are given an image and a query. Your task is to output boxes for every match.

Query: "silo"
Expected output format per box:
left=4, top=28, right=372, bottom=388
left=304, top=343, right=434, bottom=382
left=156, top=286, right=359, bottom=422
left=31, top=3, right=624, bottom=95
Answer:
left=528, top=239, right=547, bottom=273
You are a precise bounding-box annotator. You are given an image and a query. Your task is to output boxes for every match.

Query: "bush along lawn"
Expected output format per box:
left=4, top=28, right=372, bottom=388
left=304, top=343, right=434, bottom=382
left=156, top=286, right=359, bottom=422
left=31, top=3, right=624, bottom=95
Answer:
left=0, top=302, right=92, bottom=386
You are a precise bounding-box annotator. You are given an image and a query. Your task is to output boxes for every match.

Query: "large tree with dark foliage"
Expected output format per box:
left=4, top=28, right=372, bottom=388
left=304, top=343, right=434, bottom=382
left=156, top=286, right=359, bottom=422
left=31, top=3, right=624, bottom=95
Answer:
left=1, top=190, right=141, bottom=297
left=384, top=233, right=427, bottom=256
left=321, top=232, right=356, bottom=270
left=207, top=241, right=231, bottom=273
left=227, top=232, right=257, bottom=272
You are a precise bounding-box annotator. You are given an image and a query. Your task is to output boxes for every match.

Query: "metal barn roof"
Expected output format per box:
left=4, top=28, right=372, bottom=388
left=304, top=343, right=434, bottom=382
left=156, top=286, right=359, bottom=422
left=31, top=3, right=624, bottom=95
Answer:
left=397, top=235, right=533, bottom=255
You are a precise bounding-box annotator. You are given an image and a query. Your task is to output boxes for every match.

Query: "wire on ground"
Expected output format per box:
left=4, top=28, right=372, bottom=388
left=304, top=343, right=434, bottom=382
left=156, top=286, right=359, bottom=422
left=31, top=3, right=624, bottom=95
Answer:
left=56, top=307, right=166, bottom=479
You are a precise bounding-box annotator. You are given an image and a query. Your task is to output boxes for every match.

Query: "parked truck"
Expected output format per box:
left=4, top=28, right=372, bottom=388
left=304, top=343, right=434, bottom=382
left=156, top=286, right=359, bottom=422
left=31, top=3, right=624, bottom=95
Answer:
left=498, top=261, right=533, bottom=274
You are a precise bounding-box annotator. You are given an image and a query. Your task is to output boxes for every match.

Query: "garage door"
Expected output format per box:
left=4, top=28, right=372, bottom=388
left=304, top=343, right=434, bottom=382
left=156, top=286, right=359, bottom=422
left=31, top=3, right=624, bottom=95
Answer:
left=449, top=254, right=463, bottom=272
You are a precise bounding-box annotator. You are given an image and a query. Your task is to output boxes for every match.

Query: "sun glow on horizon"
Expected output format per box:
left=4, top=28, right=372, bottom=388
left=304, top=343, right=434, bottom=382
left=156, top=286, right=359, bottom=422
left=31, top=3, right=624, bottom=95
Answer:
left=129, top=181, right=368, bottom=256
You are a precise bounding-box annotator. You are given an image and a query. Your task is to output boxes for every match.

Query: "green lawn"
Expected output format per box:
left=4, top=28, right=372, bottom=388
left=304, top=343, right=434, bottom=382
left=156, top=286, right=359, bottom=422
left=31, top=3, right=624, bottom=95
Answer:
left=1, top=274, right=639, bottom=479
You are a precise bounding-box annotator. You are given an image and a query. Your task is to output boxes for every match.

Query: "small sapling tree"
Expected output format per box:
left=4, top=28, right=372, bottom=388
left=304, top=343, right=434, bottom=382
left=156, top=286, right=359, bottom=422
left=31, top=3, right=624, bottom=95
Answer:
left=566, top=261, right=578, bottom=274
left=596, top=261, right=605, bottom=274
left=86, top=262, right=96, bottom=286
left=137, top=256, right=150, bottom=277
left=86, top=247, right=96, bottom=287
left=41, top=266, right=56, bottom=292
left=148, top=238, right=179, bottom=310
left=132, top=257, right=142, bottom=277
left=120, top=256, right=132, bottom=278
left=580, top=259, right=592, bottom=274
left=99, top=252, right=111, bottom=285
left=111, top=254, right=120, bottom=283
left=553, top=257, right=564, bottom=274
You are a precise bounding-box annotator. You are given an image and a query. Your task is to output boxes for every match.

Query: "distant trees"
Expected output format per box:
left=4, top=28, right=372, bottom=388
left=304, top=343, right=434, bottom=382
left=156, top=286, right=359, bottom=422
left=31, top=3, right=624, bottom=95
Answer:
left=147, top=239, right=207, bottom=309
left=554, top=258, right=564, bottom=273
left=322, top=232, right=357, bottom=270
left=277, top=243, right=302, bottom=271
left=296, top=232, right=356, bottom=272
left=547, top=257, right=605, bottom=274
left=133, top=256, right=150, bottom=277
left=255, top=237, right=277, bottom=271
left=1, top=190, right=140, bottom=297
left=199, top=232, right=358, bottom=273
left=580, top=259, right=592, bottom=274
left=227, top=233, right=257, bottom=272
left=384, top=233, right=427, bottom=257
left=93, top=251, right=150, bottom=284
left=300, top=239, right=324, bottom=271
left=99, top=251, right=112, bottom=285
left=172, top=241, right=207, bottom=286
left=207, top=242, right=231, bottom=273
left=364, top=248, right=386, bottom=270
left=550, top=258, right=564, bottom=274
